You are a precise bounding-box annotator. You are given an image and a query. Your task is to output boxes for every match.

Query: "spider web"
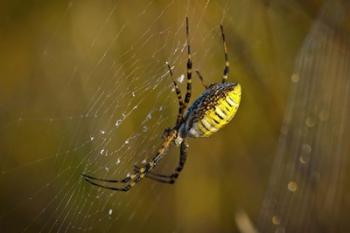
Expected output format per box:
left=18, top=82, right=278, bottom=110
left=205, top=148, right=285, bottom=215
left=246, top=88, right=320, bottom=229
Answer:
left=2, top=0, right=348, bottom=233
left=0, top=1, right=246, bottom=232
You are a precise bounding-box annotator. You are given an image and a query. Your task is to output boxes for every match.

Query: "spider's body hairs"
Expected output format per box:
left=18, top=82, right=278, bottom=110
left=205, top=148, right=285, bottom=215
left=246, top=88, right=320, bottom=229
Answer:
left=177, top=82, right=241, bottom=142
left=82, top=17, right=242, bottom=192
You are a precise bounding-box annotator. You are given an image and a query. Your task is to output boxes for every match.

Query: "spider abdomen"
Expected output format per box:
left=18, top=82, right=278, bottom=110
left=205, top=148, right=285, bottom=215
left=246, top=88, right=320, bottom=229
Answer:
left=181, top=82, right=241, bottom=138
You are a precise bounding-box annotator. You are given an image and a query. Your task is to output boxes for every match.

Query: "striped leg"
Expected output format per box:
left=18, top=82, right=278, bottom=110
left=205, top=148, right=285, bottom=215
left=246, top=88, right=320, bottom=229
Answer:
left=135, top=139, right=188, bottom=184
left=220, top=25, right=230, bottom=83
left=183, top=17, right=193, bottom=109
left=195, top=70, right=208, bottom=89
left=166, top=62, right=185, bottom=125
left=82, top=131, right=177, bottom=191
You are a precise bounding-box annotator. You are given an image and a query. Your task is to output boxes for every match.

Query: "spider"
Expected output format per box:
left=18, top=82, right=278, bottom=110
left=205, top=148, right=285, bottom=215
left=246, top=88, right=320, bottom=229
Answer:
left=82, top=17, right=241, bottom=192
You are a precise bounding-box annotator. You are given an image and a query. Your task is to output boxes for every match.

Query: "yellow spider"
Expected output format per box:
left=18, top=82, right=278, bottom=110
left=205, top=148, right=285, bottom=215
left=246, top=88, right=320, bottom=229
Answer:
left=83, top=17, right=241, bottom=192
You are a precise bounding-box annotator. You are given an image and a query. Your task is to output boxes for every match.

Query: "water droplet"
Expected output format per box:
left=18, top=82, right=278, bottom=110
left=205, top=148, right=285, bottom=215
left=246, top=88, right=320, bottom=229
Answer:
left=125, top=140, right=129, bottom=144
left=116, top=158, right=121, bottom=165
left=147, top=113, right=152, bottom=120
left=272, top=215, right=281, bottom=225
left=299, top=155, right=309, bottom=164
left=299, top=143, right=312, bottom=164
left=288, top=181, right=298, bottom=192
left=291, top=74, right=299, bottom=83
left=177, top=74, right=185, bottom=83
left=301, top=143, right=312, bottom=154
left=100, top=149, right=105, bottom=154
left=115, top=119, right=122, bottom=127
left=108, top=209, right=113, bottom=215
left=100, top=130, right=106, bottom=135
left=132, top=92, right=136, bottom=97
left=90, top=136, right=94, bottom=141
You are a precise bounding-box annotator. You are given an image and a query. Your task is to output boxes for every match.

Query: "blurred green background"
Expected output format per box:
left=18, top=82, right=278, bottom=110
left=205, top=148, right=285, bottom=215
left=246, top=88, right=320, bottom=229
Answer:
left=1, top=0, right=349, bottom=232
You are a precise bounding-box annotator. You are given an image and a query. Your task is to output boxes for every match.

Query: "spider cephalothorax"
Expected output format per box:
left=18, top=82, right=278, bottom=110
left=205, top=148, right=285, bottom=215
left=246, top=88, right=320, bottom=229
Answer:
left=83, top=17, right=241, bottom=191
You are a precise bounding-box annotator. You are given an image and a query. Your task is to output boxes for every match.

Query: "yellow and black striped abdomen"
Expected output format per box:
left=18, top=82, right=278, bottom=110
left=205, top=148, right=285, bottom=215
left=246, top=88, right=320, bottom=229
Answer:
left=182, top=82, right=241, bottom=138
left=197, top=84, right=241, bottom=136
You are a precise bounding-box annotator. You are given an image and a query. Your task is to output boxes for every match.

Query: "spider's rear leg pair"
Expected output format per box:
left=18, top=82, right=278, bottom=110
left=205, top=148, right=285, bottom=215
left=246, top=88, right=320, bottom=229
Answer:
left=134, top=140, right=188, bottom=184
left=83, top=160, right=158, bottom=191
left=82, top=130, right=178, bottom=191
left=193, top=24, right=230, bottom=88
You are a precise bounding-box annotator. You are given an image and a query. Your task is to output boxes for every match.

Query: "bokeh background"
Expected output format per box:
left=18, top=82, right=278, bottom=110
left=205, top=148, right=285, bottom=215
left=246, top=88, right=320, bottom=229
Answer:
left=1, top=0, right=350, bottom=232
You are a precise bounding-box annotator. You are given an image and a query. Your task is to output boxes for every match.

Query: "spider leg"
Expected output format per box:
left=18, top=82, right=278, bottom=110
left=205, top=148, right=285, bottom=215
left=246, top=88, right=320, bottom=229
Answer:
left=195, top=70, right=208, bottom=89
left=84, top=178, right=132, bottom=192
left=220, top=24, right=230, bottom=83
left=83, top=130, right=177, bottom=191
left=167, top=17, right=192, bottom=127
left=132, top=166, right=175, bottom=184
left=133, top=165, right=173, bottom=180
left=183, top=17, right=193, bottom=110
left=166, top=62, right=184, bottom=125
left=134, top=139, right=188, bottom=184
left=81, top=174, right=130, bottom=183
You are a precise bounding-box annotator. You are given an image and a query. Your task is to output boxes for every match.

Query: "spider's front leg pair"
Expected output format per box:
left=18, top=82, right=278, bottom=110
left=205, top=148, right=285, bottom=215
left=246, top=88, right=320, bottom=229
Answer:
left=193, top=24, right=230, bottom=88
left=138, top=17, right=193, bottom=185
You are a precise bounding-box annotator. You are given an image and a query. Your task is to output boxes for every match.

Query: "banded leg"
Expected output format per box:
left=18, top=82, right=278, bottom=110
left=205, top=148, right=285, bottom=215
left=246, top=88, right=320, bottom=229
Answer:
left=220, top=25, right=230, bottom=83
left=135, top=139, right=188, bottom=184
left=83, top=160, right=156, bottom=192
left=82, top=174, right=133, bottom=192
left=166, top=62, right=184, bottom=125
left=195, top=70, right=208, bottom=89
left=183, top=17, right=193, bottom=110
left=82, top=130, right=177, bottom=191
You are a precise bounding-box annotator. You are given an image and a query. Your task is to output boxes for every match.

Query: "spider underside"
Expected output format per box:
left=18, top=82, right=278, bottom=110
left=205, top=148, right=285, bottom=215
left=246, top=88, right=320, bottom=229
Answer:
left=82, top=17, right=241, bottom=192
